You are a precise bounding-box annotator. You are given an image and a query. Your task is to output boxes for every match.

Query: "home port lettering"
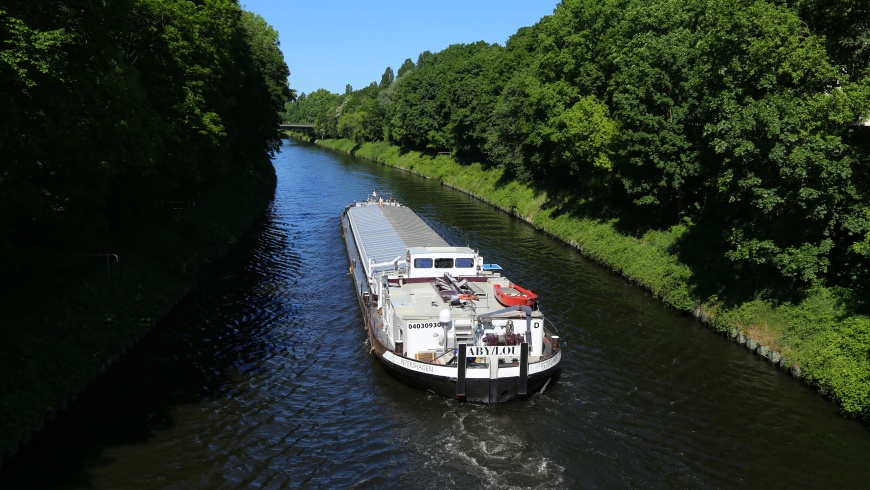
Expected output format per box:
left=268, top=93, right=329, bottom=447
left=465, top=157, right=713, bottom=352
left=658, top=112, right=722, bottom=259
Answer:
left=399, top=357, right=434, bottom=372
left=537, top=353, right=559, bottom=371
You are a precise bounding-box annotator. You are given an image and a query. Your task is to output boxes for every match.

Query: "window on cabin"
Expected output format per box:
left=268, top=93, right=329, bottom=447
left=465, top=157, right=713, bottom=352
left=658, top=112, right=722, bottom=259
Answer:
left=456, top=258, right=474, bottom=268
left=434, top=258, right=454, bottom=268
left=414, top=258, right=433, bottom=268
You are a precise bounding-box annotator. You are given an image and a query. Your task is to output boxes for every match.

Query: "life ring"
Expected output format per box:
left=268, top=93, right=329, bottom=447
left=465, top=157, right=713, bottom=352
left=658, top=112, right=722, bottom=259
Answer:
left=459, top=294, right=477, bottom=301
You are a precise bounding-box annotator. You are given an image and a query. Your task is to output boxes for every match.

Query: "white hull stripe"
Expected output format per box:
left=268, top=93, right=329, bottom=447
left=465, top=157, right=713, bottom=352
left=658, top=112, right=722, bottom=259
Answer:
left=381, top=350, right=561, bottom=379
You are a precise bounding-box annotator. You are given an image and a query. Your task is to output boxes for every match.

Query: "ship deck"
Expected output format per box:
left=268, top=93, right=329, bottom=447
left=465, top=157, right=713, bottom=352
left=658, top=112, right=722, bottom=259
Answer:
left=388, top=278, right=543, bottom=319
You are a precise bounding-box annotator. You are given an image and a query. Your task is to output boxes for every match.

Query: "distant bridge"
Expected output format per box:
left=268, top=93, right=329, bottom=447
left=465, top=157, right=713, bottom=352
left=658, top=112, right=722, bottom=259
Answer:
left=280, top=123, right=315, bottom=132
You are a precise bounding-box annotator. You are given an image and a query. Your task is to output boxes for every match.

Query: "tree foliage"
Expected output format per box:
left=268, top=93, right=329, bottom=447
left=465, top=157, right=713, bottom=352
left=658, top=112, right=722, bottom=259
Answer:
left=397, top=57, right=415, bottom=78
left=379, top=66, right=394, bottom=89
left=285, top=0, right=870, bottom=294
left=0, top=0, right=292, bottom=274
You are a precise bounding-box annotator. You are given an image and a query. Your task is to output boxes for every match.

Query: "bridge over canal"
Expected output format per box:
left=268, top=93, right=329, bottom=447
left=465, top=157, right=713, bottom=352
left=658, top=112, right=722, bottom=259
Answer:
left=280, top=123, right=315, bottom=132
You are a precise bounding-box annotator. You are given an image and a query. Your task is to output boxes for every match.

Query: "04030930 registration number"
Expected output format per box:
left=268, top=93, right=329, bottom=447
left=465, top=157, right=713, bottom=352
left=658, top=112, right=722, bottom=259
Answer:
left=407, top=322, right=439, bottom=329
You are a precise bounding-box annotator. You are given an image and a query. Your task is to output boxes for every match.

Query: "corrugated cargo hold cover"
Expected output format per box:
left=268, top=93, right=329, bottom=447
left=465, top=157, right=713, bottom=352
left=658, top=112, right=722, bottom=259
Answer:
left=347, top=204, right=448, bottom=272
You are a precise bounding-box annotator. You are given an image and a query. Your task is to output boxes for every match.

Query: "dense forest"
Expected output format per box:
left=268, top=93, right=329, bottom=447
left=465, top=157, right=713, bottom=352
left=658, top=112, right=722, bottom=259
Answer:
left=0, top=0, right=292, bottom=457
left=1, top=0, right=292, bottom=276
left=285, top=0, right=870, bottom=416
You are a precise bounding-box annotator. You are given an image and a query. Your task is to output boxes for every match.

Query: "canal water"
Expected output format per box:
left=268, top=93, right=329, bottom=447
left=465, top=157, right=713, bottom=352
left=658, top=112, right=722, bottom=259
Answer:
left=2, top=140, right=870, bottom=488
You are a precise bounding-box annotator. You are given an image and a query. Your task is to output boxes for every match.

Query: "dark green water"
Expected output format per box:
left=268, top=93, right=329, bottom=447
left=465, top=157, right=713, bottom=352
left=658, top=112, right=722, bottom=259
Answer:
left=2, top=140, right=869, bottom=488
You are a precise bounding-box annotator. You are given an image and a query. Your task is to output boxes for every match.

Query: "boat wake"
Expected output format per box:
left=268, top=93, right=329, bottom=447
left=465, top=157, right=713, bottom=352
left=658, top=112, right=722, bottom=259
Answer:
left=405, top=403, right=567, bottom=489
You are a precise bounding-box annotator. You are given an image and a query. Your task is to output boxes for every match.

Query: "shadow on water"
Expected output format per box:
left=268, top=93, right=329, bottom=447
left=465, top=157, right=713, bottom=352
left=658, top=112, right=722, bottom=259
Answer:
left=0, top=210, right=294, bottom=488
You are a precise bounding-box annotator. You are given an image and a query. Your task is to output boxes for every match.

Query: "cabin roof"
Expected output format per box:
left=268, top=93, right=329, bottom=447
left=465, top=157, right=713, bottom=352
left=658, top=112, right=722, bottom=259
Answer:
left=407, top=246, right=475, bottom=255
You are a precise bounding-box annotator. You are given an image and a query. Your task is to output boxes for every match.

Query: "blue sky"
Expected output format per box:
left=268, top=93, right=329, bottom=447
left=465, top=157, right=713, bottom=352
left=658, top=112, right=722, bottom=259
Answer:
left=240, top=1, right=561, bottom=97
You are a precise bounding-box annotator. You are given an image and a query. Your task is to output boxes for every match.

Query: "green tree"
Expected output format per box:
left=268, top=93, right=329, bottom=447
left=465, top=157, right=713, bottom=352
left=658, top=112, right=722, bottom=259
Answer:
left=379, top=66, right=394, bottom=89
left=552, top=96, right=617, bottom=176
left=605, top=0, right=705, bottom=220
left=387, top=42, right=502, bottom=159
left=698, top=0, right=866, bottom=287
left=417, top=50, right=433, bottom=69
left=237, top=10, right=294, bottom=157
left=789, top=0, right=870, bottom=79
left=0, top=0, right=157, bottom=270
left=397, top=57, right=415, bottom=78
left=310, top=89, right=341, bottom=138
left=0, top=0, right=292, bottom=274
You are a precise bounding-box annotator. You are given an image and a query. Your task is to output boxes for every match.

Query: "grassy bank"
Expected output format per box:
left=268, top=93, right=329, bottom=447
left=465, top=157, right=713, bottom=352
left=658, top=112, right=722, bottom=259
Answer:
left=0, top=158, right=276, bottom=462
left=316, top=137, right=870, bottom=419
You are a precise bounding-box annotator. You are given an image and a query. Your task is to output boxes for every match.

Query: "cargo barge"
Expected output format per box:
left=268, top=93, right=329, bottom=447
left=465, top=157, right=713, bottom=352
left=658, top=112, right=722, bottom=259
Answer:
left=341, top=197, right=562, bottom=403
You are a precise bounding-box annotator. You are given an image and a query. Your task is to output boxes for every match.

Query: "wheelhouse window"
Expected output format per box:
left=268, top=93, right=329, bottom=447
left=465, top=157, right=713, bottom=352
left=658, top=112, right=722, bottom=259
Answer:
left=455, top=258, right=474, bottom=268
left=414, top=258, right=433, bottom=268
left=434, top=258, right=454, bottom=268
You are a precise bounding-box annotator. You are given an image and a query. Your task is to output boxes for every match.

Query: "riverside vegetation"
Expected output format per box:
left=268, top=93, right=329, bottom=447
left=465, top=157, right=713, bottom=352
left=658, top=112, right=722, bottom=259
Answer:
left=308, top=136, right=870, bottom=420
left=284, top=0, right=870, bottom=419
left=1, top=0, right=291, bottom=460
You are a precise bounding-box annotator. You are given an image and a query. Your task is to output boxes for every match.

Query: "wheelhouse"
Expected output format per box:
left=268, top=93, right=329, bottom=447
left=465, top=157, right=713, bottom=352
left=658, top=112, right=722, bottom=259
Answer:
left=406, top=246, right=482, bottom=279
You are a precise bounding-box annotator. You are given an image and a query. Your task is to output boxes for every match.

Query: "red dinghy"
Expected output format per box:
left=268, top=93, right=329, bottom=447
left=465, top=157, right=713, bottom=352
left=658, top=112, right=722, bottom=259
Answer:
left=493, top=283, right=538, bottom=308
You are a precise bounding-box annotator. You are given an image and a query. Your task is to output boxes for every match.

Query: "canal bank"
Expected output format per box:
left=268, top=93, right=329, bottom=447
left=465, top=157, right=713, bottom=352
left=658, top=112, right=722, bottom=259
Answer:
left=0, top=157, right=277, bottom=465
left=305, top=135, right=870, bottom=421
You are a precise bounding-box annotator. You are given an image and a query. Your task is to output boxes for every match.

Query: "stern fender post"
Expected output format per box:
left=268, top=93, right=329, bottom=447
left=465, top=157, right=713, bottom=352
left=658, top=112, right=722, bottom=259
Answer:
left=518, top=342, right=529, bottom=395
left=457, top=344, right=467, bottom=397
